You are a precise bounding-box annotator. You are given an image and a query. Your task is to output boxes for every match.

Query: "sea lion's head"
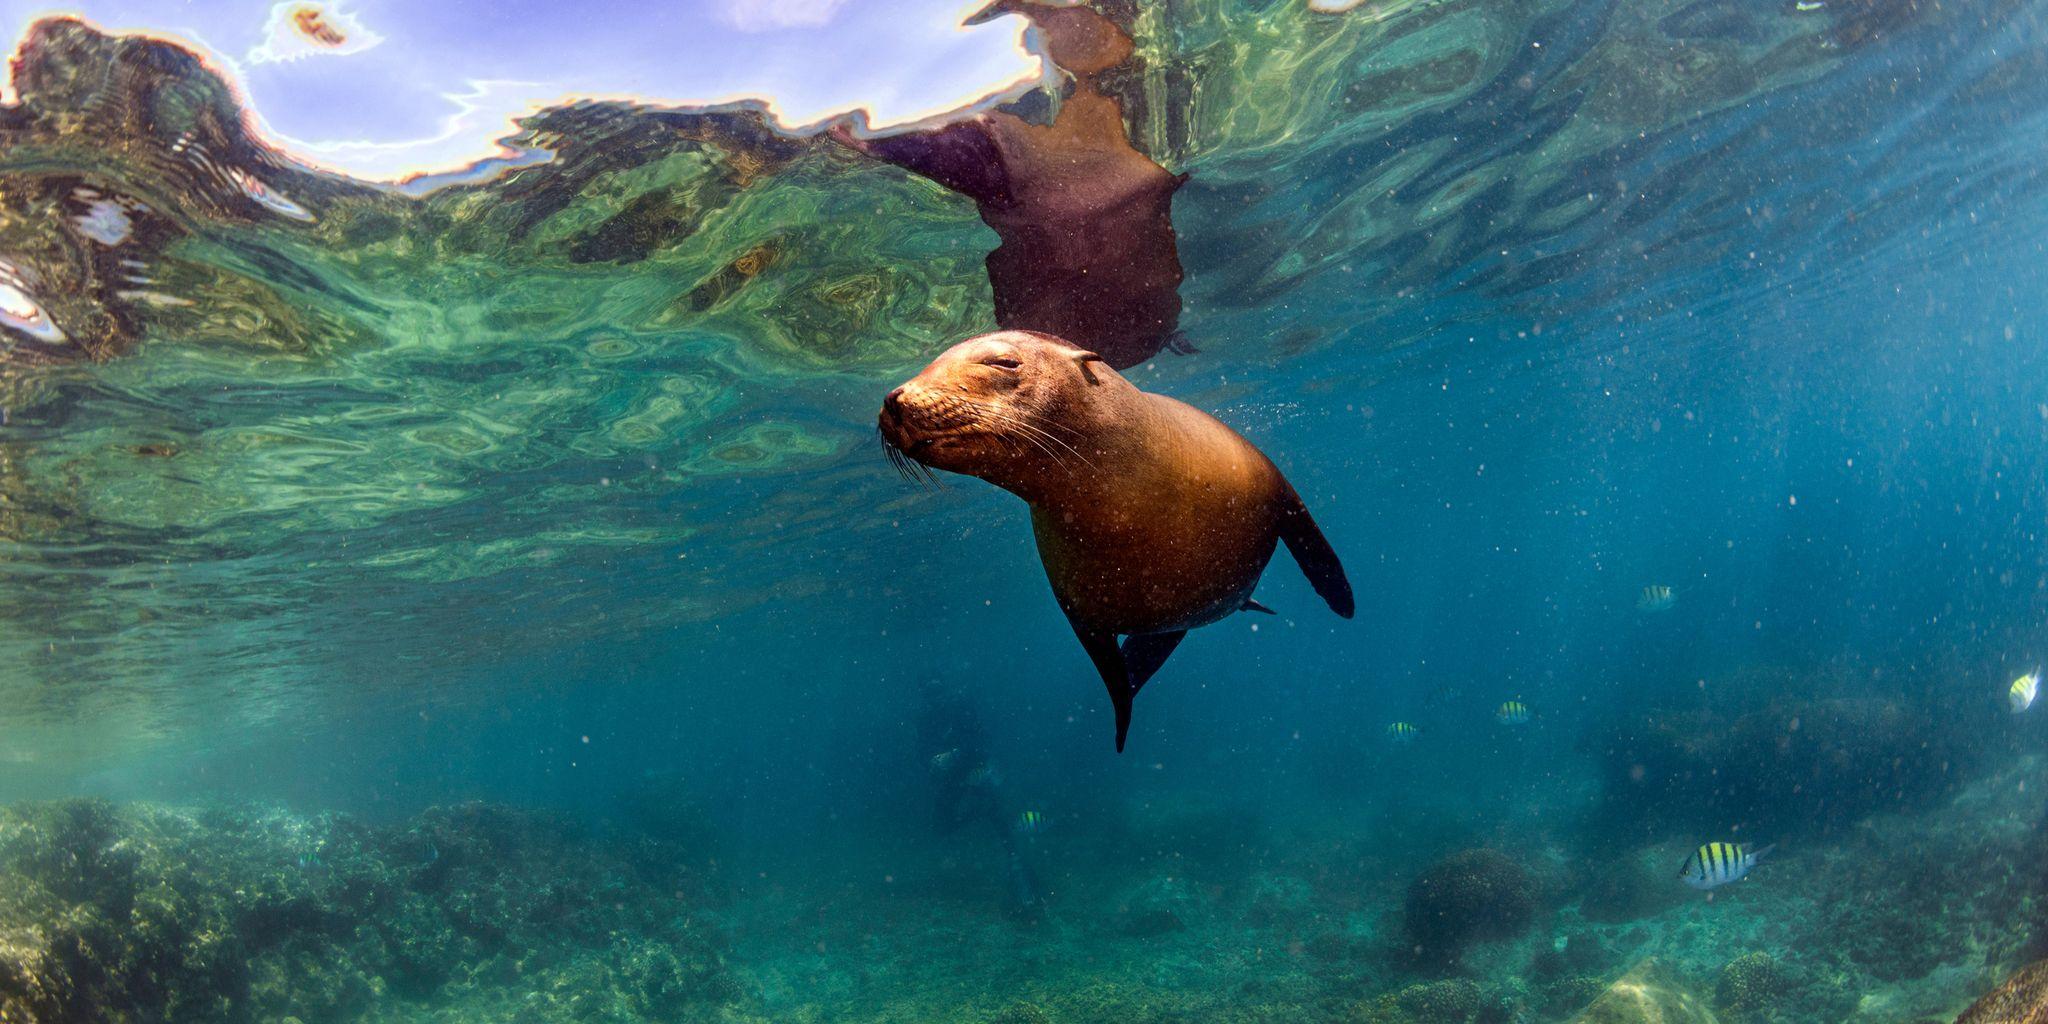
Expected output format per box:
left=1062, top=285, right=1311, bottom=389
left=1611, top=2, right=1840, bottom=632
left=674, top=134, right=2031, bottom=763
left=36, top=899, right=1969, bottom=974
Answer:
left=970, top=1, right=1134, bottom=76
left=878, top=330, right=1110, bottom=493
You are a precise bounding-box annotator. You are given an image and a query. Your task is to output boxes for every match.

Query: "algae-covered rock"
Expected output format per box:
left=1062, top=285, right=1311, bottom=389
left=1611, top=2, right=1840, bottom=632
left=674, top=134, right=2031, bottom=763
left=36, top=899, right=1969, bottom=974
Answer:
left=1569, top=959, right=1718, bottom=1024
left=0, top=798, right=741, bottom=1023
left=1954, top=958, right=2048, bottom=1023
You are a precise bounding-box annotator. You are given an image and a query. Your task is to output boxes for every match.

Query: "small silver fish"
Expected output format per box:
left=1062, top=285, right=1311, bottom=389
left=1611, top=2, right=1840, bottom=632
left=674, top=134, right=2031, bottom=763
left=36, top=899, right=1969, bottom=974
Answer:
left=1680, top=841, right=1773, bottom=890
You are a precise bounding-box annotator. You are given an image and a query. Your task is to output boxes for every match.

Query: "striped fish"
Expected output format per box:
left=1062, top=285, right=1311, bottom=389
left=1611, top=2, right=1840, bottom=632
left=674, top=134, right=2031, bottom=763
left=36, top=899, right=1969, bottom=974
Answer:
left=1496, top=700, right=1531, bottom=725
left=1014, top=810, right=1048, bottom=835
left=1386, top=721, right=1419, bottom=744
left=1680, top=841, right=1774, bottom=890
left=1638, top=585, right=1676, bottom=612
left=2011, top=669, right=2039, bottom=714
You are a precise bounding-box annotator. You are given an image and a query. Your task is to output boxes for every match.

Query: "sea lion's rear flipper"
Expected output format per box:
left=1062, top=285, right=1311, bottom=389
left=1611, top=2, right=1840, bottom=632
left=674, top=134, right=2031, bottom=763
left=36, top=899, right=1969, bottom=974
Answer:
left=1120, top=630, right=1186, bottom=693
left=1069, top=618, right=1136, bottom=752
left=1278, top=485, right=1355, bottom=618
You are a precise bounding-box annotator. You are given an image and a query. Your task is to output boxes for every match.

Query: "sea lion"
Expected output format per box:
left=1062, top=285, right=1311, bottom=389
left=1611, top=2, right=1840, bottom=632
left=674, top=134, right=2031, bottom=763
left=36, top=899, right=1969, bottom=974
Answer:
left=832, top=0, right=1186, bottom=370
left=879, top=330, right=1354, bottom=751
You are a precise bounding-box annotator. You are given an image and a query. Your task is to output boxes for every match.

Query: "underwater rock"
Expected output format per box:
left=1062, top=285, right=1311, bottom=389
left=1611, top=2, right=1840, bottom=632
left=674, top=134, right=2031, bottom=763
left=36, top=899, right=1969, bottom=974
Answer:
left=1573, top=849, right=1689, bottom=925
left=1953, top=958, right=2048, bottom=1023
left=1533, top=932, right=1621, bottom=983
left=1567, top=959, right=1719, bottom=1024
left=1401, top=848, right=1538, bottom=967
left=1545, top=976, right=1620, bottom=1018
left=1241, top=872, right=1317, bottom=928
left=1114, top=874, right=1200, bottom=937
left=1592, top=695, right=1979, bottom=838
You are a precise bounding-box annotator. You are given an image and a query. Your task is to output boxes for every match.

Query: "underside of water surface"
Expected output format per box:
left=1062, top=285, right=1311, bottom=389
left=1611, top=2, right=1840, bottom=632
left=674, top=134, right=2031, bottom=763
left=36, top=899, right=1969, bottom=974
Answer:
left=3, top=0, right=2048, bottom=1021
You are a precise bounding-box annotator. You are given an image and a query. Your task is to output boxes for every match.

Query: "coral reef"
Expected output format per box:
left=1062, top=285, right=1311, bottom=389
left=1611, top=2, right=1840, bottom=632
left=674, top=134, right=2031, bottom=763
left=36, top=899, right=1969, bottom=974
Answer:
left=1713, top=952, right=1787, bottom=1016
left=1402, top=849, right=1539, bottom=967
left=1351, top=978, right=1512, bottom=1024
left=0, top=758, right=2041, bottom=1023
left=0, top=799, right=740, bottom=1023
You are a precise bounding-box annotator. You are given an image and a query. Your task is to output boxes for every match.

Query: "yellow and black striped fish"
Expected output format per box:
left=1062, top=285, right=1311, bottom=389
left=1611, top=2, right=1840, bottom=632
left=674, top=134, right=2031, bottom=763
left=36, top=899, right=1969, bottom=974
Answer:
left=2011, top=669, right=2040, bottom=713
left=1679, top=841, right=1774, bottom=890
left=1496, top=700, right=1531, bottom=725
left=1386, top=721, right=1419, bottom=743
left=1014, top=810, right=1047, bottom=835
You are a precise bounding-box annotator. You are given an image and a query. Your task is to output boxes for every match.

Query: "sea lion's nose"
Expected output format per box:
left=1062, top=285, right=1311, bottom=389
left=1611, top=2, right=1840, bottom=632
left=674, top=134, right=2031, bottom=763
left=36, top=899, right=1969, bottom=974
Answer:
left=882, top=387, right=907, bottom=421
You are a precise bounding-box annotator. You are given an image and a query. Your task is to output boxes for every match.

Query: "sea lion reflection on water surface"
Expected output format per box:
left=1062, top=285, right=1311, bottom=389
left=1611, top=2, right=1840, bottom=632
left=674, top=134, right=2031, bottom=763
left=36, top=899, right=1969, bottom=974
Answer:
left=879, top=331, right=1355, bottom=752
left=833, top=0, right=1186, bottom=371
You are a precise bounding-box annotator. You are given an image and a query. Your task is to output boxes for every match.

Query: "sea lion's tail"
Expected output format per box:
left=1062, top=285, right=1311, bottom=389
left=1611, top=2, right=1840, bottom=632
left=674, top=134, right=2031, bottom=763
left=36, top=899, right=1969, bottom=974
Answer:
left=1112, top=689, right=1134, bottom=753
left=1278, top=484, right=1354, bottom=618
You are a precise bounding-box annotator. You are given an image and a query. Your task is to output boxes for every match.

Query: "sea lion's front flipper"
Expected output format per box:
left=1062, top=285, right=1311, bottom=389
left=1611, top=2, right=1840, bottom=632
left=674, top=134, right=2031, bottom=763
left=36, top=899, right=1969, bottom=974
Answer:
left=1069, top=618, right=1135, bottom=752
left=1278, top=484, right=1355, bottom=618
left=1120, top=630, right=1186, bottom=694
left=844, top=119, right=1013, bottom=209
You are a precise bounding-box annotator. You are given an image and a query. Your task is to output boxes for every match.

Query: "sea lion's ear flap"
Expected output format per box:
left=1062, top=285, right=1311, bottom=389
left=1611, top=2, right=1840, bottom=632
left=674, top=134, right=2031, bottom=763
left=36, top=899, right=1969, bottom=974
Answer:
left=1073, top=351, right=1105, bottom=385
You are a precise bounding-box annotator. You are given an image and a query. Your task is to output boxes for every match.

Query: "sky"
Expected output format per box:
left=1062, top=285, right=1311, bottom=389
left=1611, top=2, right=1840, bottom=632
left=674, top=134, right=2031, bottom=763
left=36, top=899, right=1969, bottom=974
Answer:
left=0, top=0, right=1048, bottom=182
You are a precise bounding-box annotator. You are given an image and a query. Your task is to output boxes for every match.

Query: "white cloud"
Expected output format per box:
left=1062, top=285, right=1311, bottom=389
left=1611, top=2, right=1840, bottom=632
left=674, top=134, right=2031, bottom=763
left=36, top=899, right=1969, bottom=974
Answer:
left=719, top=0, right=850, bottom=32
left=246, top=1, right=383, bottom=64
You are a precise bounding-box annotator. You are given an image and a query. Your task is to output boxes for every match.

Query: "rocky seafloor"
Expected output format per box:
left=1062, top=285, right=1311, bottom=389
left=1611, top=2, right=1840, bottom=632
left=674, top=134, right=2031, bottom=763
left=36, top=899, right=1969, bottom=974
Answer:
left=1, top=755, right=2043, bottom=1024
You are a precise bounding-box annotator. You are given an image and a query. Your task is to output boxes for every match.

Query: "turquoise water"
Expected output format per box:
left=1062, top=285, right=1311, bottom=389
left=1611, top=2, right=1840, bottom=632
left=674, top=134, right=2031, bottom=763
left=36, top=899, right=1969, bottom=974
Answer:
left=3, top=1, right=2048, bottom=1021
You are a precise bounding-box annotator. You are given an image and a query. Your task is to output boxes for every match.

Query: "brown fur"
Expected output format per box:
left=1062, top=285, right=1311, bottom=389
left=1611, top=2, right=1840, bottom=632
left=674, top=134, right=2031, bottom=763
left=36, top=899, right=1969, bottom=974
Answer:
left=880, top=331, right=1353, bottom=751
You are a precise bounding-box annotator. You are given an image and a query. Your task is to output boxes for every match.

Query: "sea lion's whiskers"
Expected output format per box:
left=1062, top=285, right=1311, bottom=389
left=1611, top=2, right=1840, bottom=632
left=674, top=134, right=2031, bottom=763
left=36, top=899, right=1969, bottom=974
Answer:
left=969, top=406, right=1070, bottom=469
left=943, top=395, right=1085, bottom=463
left=877, top=427, right=939, bottom=489
left=966, top=402, right=1095, bottom=472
